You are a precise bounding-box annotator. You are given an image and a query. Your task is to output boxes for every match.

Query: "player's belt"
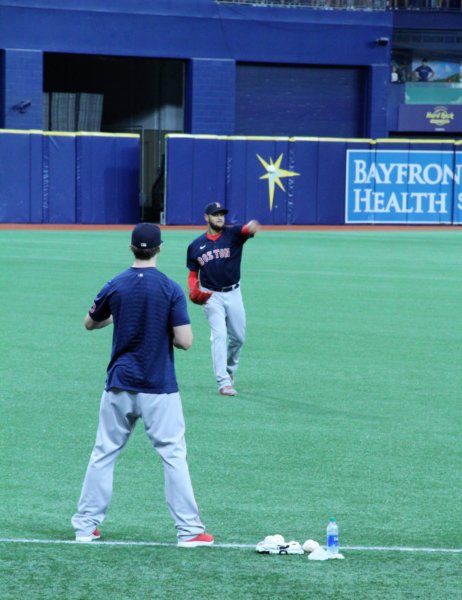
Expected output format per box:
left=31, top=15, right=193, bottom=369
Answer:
left=208, top=283, right=240, bottom=293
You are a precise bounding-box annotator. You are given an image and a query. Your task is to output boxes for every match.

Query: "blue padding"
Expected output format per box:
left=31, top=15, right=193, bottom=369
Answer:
left=76, top=136, right=140, bottom=224
left=0, top=132, right=139, bottom=224
left=248, top=139, right=291, bottom=225
left=30, top=133, right=44, bottom=223
left=317, top=141, right=348, bottom=225
left=225, top=139, right=248, bottom=225
left=165, top=137, right=195, bottom=225
left=288, top=140, right=318, bottom=225
left=167, top=136, right=352, bottom=225
left=44, top=135, right=76, bottom=223
left=113, top=138, right=140, bottom=224
left=0, top=133, right=31, bottom=222
left=165, top=135, right=462, bottom=226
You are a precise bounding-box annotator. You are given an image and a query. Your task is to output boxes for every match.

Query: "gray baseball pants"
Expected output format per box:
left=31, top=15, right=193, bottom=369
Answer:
left=71, top=389, right=205, bottom=541
left=203, top=286, right=246, bottom=390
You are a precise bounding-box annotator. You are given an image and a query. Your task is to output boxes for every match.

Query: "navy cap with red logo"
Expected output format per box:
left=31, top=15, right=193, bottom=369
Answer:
left=205, top=202, right=229, bottom=215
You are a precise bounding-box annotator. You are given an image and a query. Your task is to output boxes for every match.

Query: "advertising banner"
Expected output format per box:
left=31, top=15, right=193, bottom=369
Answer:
left=345, top=149, right=457, bottom=224
left=166, top=135, right=462, bottom=225
left=451, top=152, right=462, bottom=224
left=398, top=104, right=462, bottom=133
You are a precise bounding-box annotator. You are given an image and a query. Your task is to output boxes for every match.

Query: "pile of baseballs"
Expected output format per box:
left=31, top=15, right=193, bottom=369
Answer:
left=264, top=534, right=285, bottom=545
left=264, top=535, right=320, bottom=552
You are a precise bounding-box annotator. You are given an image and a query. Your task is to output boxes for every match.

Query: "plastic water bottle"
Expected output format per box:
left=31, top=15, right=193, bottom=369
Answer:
left=326, top=517, right=339, bottom=554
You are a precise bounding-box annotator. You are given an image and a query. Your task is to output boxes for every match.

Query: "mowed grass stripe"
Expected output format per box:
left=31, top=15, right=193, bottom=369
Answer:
left=1, top=538, right=461, bottom=553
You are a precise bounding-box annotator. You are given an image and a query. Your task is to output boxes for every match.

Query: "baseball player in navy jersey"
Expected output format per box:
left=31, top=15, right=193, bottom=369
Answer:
left=72, top=223, right=213, bottom=548
left=187, top=202, right=260, bottom=396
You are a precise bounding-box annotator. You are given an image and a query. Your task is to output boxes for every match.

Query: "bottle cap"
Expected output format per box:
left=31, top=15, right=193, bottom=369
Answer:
left=329, top=517, right=336, bottom=522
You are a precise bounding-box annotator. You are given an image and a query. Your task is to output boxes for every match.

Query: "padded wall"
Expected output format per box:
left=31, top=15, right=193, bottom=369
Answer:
left=0, top=131, right=140, bottom=224
left=165, top=134, right=462, bottom=225
left=0, top=132, right=32, bottom=222
left=165, top=135, right=366, bottom=225
left=76, top=136, right=140, bottom=224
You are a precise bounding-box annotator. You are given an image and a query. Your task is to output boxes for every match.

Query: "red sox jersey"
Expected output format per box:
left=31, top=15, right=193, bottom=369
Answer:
left=186, top=226, right=253, bottom=291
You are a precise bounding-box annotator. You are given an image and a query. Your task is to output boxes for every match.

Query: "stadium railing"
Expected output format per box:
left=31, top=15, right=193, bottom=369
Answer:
left=216, top=0, right=462, bottom=11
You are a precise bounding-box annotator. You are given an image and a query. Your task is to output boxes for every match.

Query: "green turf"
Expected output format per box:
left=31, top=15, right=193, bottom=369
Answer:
left=0, top=228, right=461, bottom=599
left=2, top=544, right=460, bottom=600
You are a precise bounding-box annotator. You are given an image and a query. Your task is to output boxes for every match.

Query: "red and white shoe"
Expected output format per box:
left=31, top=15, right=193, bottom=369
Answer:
left=177, top=533, right=215, bottom=548
left=219, top=386, right=237, bottom=396
left=75, top=528, right=101, bottom=543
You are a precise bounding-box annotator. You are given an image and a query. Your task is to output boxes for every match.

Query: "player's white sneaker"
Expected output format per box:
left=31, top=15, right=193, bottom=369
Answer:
left=219, top=386, right=237, bottom=396
left=75, top=528, right=101, bottom=543
left=177, top=533, right=215, bottom=548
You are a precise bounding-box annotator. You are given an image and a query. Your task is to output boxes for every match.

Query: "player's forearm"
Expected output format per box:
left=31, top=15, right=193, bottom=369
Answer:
left=173, top=324, right=193, bottom=350
left=188, top=270, right=199, bottom=291
left=84, top=314, right=113, bottom=330
left=242, top=220, right=260, bottom=235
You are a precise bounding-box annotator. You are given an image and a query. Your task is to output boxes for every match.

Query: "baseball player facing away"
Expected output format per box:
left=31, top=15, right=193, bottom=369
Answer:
left=71, top=223, right=214, bottom=548
left=187, top=202, right=260, bottom=396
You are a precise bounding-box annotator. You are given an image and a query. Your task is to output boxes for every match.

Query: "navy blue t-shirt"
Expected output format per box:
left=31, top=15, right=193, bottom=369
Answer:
left=88, top=267, right=190, bottom=394
left=415, top=65, right=433, bottom=81
left=186, top=226, right=253, bottom=290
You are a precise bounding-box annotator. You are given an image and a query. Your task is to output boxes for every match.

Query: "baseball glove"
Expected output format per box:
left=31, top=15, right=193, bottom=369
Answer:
left=189, top=282, right=212, bottom=305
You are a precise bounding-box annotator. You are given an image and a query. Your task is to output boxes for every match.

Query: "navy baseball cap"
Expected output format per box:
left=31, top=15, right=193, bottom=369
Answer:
left=205, top=202, right=229, bottom=215
left=131, top=223, right=162, bottom=249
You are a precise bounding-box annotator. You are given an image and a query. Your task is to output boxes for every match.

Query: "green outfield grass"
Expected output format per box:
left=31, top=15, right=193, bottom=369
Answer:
left=0, top=228, right=461, bottom=599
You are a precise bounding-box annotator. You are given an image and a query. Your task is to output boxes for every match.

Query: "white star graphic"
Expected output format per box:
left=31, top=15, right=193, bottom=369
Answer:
left=257, top=153, right=300, bottom=211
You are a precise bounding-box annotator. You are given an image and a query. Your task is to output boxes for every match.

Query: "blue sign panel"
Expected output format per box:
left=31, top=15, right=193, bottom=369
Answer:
left=451, top=152, right=462, bottom=224
left=398, top=105, right=462, bottom=133
left=345, top=150, right=456, bottom=224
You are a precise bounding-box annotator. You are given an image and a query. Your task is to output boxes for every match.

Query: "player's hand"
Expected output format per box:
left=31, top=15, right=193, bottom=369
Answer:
left=189, top=282, right=212, bottom=305
left=245, top=219, right=260, bottom=234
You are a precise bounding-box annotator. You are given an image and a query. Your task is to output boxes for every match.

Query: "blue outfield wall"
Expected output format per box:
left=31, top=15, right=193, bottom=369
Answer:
left=165, top=134, right=462, bottom=226
left=0, top=131, right=140, bottom=224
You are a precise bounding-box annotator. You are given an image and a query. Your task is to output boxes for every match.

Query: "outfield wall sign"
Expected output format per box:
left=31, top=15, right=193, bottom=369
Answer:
left=345, top=150, right=462, bottom=224
left=398, top=105, right=462, bottom=133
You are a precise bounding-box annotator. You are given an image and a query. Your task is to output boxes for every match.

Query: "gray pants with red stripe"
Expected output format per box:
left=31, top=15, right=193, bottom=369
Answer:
left=71, top=389, right=205, bottom=541
left=203, top=286, right=246, bottom=390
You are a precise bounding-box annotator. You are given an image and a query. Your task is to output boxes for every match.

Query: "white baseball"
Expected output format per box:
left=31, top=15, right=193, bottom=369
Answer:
left=272, top=534, right=285, bottom=545
left=302, top=539, right=320, bottom=553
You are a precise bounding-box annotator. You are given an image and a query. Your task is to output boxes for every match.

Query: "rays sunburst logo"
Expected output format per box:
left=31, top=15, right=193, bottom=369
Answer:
left=257, top=153, right=300, bottom=211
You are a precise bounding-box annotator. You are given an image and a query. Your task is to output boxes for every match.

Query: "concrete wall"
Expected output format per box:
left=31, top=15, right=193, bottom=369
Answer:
left=0, top=1, right=393, bottom=137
